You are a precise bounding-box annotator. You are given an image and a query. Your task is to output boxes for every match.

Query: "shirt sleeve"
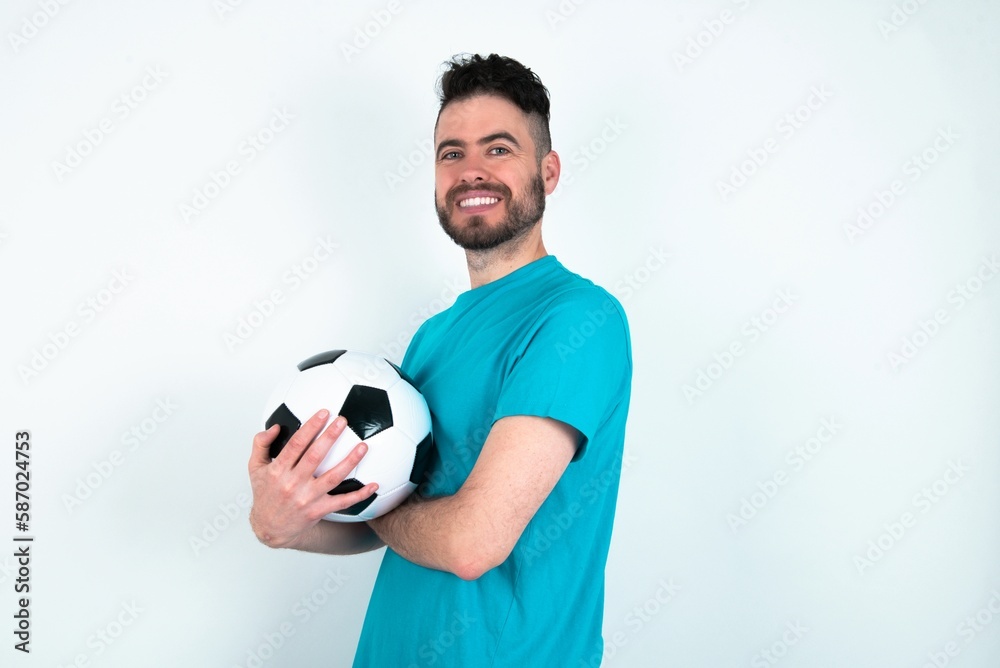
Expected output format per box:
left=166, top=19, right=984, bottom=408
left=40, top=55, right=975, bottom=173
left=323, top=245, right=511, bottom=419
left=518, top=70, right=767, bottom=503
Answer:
left=492, top=286, right=632, bottom=460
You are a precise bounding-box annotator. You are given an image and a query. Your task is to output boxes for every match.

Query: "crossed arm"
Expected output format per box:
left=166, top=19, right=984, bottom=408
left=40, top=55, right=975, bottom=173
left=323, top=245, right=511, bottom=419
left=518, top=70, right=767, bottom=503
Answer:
left=248, top=409, right=579, bottom=580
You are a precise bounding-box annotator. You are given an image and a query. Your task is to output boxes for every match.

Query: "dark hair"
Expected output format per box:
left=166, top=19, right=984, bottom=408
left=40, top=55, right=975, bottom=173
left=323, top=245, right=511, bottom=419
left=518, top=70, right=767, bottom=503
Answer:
left=436, top=53, right=552, bottom=162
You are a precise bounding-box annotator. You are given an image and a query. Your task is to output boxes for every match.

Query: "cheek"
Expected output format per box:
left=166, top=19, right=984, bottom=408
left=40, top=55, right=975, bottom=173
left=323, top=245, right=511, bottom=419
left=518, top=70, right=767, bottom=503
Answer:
left=434, top=184, right=448, bottom=204
left=435, top=169, right=456, bottom=197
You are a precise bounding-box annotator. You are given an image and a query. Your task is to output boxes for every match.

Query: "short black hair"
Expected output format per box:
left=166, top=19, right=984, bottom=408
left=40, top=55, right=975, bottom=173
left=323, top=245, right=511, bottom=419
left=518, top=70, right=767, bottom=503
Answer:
left=436, top=53, right=552, bottom=163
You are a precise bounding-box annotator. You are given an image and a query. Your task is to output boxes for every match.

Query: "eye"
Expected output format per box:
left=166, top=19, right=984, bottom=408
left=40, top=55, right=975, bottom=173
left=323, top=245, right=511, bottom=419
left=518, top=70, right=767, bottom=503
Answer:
left=489, top=146, right=510, bottom=156
left=440, top=150, right=461, bottom=161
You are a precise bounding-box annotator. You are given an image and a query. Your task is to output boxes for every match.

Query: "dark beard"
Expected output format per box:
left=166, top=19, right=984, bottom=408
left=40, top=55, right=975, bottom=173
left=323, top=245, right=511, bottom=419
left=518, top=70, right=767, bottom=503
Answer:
left=435, top=173, right=546, bottom=251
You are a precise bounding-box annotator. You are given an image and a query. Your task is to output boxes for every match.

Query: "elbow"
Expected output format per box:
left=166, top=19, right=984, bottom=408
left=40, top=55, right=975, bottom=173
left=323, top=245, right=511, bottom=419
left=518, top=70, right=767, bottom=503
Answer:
left=451, top=561, right=486, bottom=582
left=445, top=535, right=510, bottom=581
left=450, top=556, right=499, bottom=582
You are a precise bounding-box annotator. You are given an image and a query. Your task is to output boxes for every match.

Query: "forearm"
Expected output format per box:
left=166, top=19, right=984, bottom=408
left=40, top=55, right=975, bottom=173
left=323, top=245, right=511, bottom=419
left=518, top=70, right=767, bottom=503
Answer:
left=255, top=513, right=385, bottom=555
left=366, top=418, right=578, bottom=579
left=367, top=493, right=500, bottom=580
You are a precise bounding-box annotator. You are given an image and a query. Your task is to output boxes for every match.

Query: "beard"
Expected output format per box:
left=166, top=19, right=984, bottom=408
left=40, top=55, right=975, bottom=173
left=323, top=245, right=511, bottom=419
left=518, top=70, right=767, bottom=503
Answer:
left=435, top=172, right=546, bottom=251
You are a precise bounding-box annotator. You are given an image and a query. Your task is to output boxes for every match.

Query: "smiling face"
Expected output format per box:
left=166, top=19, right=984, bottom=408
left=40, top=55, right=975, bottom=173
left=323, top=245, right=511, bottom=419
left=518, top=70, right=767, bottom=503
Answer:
left=434, top=94, right=557, bottom=251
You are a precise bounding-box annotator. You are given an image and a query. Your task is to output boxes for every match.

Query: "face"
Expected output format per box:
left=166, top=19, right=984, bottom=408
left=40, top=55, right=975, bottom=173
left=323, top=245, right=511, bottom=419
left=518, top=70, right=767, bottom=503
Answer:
left=434, top=95, right=554, bottom=251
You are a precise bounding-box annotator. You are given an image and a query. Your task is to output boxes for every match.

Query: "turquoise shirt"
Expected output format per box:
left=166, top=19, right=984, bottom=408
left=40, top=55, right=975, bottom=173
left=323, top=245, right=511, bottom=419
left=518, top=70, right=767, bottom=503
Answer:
left=353, top=255, right=632, bottom=667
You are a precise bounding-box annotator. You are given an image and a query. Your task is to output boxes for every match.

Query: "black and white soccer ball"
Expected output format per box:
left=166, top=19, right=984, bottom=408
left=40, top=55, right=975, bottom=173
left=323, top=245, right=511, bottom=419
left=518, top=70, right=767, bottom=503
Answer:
left=262, top=350, right=434, bottom=522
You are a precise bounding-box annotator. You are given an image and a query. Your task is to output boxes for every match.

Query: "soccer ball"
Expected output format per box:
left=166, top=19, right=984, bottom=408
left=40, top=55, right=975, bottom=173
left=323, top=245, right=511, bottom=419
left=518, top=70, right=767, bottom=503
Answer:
left=262, top=350, right=434, bottom=522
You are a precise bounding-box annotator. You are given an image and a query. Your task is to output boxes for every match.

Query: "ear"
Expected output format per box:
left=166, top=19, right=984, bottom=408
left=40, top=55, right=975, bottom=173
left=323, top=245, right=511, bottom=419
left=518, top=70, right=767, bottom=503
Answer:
left=540, top=150, right=561, bottom=196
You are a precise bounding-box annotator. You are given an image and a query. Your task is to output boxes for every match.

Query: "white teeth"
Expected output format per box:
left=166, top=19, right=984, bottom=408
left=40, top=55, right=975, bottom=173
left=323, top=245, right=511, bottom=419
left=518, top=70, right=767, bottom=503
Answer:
left=459, top=197, right=499, bottom=208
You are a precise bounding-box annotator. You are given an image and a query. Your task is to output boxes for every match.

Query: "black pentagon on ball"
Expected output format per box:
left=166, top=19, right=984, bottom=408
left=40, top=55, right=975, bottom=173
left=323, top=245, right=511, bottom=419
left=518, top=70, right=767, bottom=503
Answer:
left=409, top=432, right=435, bottom=485
left=297, top=349, right=348, bottom=371
left=338, top=385, right=393, bottom=440
left=265, top=403, right=301, bottom=460
left=328, top=478, right=377, bottom=516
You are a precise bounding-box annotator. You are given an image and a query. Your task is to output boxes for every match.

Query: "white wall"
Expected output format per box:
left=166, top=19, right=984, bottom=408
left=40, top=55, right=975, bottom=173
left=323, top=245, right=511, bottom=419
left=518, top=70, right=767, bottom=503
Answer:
left=2, top=1, right=998, bottom=666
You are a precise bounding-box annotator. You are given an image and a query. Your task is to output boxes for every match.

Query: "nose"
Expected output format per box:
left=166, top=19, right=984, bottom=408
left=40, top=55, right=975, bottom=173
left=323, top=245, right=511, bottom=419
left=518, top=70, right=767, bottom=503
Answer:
left=457, top=153, right=491, bottom=184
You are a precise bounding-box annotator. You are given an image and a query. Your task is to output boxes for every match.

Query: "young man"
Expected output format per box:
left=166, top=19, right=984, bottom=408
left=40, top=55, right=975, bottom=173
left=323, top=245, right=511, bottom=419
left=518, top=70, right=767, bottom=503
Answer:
left=248, top=54, right=632, bottom=666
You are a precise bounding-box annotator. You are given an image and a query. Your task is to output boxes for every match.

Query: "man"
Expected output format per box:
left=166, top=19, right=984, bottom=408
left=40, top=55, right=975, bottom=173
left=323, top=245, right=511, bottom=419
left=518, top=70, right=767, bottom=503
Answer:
left=248, top=53, right=632, bottom=666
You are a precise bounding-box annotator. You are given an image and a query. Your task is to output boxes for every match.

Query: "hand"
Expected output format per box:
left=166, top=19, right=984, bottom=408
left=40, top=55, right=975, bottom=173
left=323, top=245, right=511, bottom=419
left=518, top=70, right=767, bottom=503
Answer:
left=248, top=409, right=378, bottom=549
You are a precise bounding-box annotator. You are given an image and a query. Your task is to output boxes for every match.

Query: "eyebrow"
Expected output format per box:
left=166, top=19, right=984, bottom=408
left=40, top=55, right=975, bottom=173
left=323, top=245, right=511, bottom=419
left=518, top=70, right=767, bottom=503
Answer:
left=436, top=131, right=522, bottom=156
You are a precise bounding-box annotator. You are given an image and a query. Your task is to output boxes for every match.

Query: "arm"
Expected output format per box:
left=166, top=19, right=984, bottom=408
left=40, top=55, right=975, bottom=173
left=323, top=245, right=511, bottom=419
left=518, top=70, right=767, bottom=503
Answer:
left=367, top=414, right=579, bottom=580
left=248, top=409, right=386, bottom=554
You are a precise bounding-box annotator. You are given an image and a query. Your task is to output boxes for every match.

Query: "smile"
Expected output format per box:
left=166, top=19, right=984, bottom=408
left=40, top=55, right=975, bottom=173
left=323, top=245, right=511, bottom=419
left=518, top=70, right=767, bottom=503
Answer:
left=458, top=196, right=500, bottom=208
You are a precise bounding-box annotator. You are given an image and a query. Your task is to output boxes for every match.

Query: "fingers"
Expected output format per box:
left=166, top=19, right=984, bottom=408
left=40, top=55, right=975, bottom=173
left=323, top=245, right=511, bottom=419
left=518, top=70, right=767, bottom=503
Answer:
left=314, top=441, right=373, bottom=493
left=248, top=424, right=280, bottom=473
left=314, top=443, right=379, bottom=516
left=273, top=409, right=330, bottom=468
left=321, top=480, right=379, bottom=517
left=249, top=413, right=376, bottom=525
left=296, top=415, right=350, bottom=472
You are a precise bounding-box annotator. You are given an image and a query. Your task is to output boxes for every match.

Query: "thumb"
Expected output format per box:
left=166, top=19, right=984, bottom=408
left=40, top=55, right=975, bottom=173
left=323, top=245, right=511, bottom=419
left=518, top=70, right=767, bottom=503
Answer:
left=249, top=424, right=279, bottom=473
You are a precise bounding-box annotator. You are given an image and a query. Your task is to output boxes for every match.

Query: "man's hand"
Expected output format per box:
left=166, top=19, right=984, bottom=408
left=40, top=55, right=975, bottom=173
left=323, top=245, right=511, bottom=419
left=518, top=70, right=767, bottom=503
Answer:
left=248, top=409, right=379, bottom=550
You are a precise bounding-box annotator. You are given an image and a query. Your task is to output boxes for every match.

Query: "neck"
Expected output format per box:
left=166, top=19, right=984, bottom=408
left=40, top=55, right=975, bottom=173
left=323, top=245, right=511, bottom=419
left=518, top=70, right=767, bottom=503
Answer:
left=465, top=223, right=547, bottom=289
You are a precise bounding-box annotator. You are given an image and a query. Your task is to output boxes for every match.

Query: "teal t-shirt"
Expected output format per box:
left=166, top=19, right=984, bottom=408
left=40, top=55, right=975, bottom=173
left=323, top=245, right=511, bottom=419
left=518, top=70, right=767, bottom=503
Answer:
left=353, top=255, right=632, bottom=667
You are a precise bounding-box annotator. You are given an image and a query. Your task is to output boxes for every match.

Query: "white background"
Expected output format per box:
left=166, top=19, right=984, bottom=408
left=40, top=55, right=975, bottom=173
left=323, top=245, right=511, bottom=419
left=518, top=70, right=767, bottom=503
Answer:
left=2, top=1, right=999, bottom=666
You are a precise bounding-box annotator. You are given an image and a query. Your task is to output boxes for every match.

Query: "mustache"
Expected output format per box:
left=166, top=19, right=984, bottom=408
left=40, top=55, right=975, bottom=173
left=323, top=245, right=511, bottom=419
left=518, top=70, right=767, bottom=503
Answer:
left=446, top=183, right=510, bottom=206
